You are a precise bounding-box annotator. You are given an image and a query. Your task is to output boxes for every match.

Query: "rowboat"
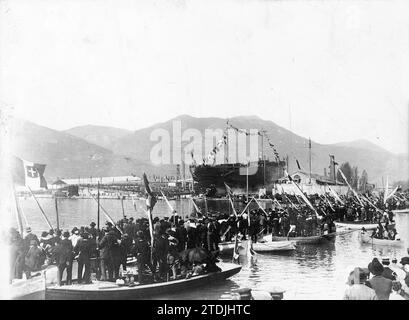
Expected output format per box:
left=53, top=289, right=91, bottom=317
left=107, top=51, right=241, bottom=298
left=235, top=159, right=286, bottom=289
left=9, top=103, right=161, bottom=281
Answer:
left=393, top=209, right=409, bottom=214
left=45, top=262, right=241, bottom=300
left=335, top=221, right=395, bottom=231
left=358, top=231, right=405, bottom=247
left=9, top=265, right=58, bottom=300
left=263, top=233, right=337, bottom=245
left=218, top=237, right=296, bottom=254
left=251, top=240, right=296, bottom=253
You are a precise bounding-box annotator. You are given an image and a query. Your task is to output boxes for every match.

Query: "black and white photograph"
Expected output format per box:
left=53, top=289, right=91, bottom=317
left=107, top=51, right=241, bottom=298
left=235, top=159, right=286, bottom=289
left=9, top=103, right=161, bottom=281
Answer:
left=0, top=0, right=409, bottom=306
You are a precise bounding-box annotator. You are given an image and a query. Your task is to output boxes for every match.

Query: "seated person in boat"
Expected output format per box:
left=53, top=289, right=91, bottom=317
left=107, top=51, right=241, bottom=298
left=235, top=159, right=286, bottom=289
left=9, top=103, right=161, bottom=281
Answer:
left=388, top=228, right=397, bottom=240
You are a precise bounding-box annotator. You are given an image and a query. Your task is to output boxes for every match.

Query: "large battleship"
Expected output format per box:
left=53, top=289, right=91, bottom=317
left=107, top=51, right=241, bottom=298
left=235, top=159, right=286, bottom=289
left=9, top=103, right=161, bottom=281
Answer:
left=189, top=122, right=286, bottom=196
left=190, top=159, right=286, bottom=196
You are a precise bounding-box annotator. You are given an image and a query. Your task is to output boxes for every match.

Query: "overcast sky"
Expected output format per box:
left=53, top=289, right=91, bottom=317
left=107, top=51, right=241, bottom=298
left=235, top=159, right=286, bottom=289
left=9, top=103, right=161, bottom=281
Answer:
left=1, top=0, right=408, bottom=154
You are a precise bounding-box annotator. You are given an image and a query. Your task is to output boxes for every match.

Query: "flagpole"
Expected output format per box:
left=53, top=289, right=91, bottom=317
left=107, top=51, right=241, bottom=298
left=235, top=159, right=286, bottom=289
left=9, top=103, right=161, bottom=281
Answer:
left=120, top=195, right=125, bottom=219
left=27, top=186, right=53, bottom=230
left=97, top=182, right=100, bottom=232
left=13, top=189, right=24, bottom=235
left=88, top=189, right=123, bottom=234
left=54, top=196, right=60, bottom=231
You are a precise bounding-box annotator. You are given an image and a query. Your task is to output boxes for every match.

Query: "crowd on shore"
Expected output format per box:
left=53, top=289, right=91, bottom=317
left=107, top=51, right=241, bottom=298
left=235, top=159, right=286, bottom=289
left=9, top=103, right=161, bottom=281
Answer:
left=6, top=190, right=409, bottom=288
left=344, top=256, right=409, bottom=300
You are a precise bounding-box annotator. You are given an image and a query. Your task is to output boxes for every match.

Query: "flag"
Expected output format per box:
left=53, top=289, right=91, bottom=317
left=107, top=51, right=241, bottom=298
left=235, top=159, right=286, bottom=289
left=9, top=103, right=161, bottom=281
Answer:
left=143, top=173, right=156, bottom=243
left=327, top=185, right=344, bottom=205
left=224, top=182, right=234, bottom=198
left=296, top=159, right=302, bottom=170
left=225, top=183, right=238, bottom=216
left=143, top=173, right=157, bottom=211
left=285, top=170, right=319, bottom=217
left=338, top=169, right=364, bottom=206
left=11, top=156, right=47, bottom=190
left=383, top=176, right=389, bottom=204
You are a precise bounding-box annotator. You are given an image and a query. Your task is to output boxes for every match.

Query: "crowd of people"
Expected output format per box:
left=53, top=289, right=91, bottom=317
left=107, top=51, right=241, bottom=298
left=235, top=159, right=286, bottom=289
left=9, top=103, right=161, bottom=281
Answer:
left=7, top=214, right=224, bottom=286
left=6, top=190, right=409, bottom=290
left=343, top=255, right=409, bottom=300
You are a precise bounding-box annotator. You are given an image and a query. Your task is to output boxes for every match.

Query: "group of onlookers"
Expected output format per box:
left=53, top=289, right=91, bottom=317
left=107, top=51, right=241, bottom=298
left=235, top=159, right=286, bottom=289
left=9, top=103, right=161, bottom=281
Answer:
left=344, top=255, right=409, bottom=300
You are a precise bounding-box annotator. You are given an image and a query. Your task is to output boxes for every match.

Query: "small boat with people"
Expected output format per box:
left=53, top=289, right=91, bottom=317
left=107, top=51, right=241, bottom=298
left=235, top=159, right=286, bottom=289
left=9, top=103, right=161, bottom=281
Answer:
left=218, top=238, right=296, bottom=254
left=45, top=262, right=241, bottom=300
left=264, top=232, right=338, bottom=245
left=335, top=221, right=395, bottom=231
left=358, top=230, right=404, bottom=247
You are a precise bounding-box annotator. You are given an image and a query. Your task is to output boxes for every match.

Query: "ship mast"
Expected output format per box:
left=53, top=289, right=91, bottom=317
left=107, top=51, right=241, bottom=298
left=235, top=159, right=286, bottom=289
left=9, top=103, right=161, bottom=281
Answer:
left=308, top=137, right=312, bottom=184
left=260, top=130, right=267, bottom=187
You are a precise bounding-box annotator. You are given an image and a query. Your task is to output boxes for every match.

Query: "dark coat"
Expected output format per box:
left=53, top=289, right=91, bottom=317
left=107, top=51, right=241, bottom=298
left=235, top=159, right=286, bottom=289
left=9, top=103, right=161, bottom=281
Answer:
left=52, top=238, right=73, bottom=265
left=154, top=236, right=169, bottom=259
left=74, top=239, right=93, bottom=261
left=99, top=232, right=120, bottom=261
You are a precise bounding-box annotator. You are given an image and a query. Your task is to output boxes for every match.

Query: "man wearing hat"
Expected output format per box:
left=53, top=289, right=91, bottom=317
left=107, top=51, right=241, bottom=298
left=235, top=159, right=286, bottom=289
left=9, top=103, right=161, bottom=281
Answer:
left=52, top=231, right=73, bottom=285
left=69, top=227, right=80, bottom=247
left=89, top=222, right=98, bottom=239
left=74, top=233, right=93, bottom=284
left=99, top=229, right=120, bottom=282
left=24, top=227, right=39, bottom=253
left=381, top=258, right=396, bottom=281
left=133, top=231, right=155, bottom=284
left=368, top=258, right=393, bottom=300
left=24, top=239, right=43, bottom=279
left=344, top=267, right=377, bottom=300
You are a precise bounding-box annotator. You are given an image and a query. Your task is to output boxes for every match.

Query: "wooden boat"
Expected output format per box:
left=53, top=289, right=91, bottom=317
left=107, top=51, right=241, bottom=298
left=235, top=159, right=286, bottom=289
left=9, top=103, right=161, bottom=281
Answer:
left=335, top=221, right=395, bottom=231
left=263, top=232, right=337, bottom=245
left=218, top=239, right=296, bottom=254
left=9, top=265, right=59, bottom=300
left=45, top=262, right=241, bottom=300
left=251, top=240, right=296, bottom=253
left=358, top=231, right=404, bottom=247
left=393, top=209, right=409, bottom=214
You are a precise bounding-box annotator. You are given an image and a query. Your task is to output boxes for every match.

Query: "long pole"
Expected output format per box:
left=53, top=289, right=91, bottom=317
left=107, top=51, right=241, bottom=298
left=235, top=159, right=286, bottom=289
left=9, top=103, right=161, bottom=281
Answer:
left=309, top=138, right=312, bottom=184
left=28, top=186, right=53, bottom=230
left=97, top=182, right=100, bottom=232
left=54, top=196, right=60, bottom=231
left=13, top=189, right=24, bottom=235
left=120, top=195, right=125, bottom=218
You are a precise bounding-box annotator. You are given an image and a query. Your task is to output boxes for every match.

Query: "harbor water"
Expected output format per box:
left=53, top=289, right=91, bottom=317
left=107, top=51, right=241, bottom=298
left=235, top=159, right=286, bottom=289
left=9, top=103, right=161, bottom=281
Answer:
left=16, top=197, right=409, bottom=300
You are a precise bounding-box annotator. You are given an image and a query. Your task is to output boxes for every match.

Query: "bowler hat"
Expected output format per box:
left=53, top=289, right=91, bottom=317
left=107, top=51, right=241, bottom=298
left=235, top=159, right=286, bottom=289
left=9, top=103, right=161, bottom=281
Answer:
left=63, top=231, right=70, bottom=238
left=26, top=227, right=32, bottom=233
left=368, top=258, right=384, bottom=276
left=400, top=257, right=409, bottom=265
left=90, top=222, right=96, bottom=227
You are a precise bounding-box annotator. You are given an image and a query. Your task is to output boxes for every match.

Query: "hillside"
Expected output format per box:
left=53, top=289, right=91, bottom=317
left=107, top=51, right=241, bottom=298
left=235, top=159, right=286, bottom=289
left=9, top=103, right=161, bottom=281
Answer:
left=10, top=119, right=149, bottom=181
left=65, top=125, right=131, bottom=150
left=112, top=115, right=408, bottom=185
left=9, top=115, right=408, bottom=185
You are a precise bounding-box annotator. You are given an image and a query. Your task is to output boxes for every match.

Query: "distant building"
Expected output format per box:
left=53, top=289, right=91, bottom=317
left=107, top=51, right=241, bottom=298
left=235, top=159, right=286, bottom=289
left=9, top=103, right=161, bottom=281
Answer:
left=50, top=179, right=68, bottom=190
left=275, top=170, right=348, bottom=195
left=290, top=171, right=344, bottom=186
left=61, top=175, right=141, bottom=186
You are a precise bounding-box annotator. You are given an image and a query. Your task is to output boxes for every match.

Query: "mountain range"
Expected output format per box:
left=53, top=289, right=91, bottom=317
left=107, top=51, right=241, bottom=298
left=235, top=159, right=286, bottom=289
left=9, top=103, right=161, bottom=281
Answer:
left=9, top=115, right=408, bottom=185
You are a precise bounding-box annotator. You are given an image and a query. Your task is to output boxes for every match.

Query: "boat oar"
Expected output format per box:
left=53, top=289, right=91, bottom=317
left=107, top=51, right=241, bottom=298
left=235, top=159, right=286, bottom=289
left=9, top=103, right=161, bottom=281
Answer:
left=27, top=186, right=53, bottom=230
left=88, top=190, right=123, bottom=234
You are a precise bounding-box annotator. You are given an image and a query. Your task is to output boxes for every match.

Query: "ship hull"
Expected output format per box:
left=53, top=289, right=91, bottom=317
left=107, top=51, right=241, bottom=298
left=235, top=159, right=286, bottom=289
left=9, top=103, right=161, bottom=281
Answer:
left=190, top=160, right=285, bottom=195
